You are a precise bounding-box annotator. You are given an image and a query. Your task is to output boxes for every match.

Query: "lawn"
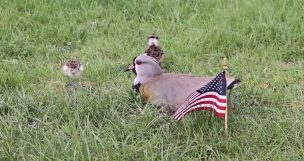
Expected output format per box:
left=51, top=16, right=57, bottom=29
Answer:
left=0, top=0, right=304, bottom=160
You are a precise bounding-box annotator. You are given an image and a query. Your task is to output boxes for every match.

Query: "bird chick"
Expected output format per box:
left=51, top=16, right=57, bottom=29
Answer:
left=62, top=59, right=84, bottom=79
left=145, top=33, right=165, bottom=64
left=125, top=33, right=165, bottom=74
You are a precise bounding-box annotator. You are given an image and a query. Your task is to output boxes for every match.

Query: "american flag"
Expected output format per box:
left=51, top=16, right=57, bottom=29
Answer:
left=173, top=71, right=227, bottom=121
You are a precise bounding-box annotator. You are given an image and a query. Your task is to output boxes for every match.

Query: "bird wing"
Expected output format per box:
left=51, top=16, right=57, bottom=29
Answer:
left=139, top=73, right=238, bottom=110
left=139, top=74, right=212, bottom=109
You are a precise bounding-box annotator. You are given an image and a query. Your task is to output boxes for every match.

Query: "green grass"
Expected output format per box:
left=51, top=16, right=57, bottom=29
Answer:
left=1, top=0, right=304, bottom=160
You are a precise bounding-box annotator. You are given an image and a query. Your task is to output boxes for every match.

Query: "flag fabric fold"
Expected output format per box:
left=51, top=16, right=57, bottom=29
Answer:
left=173, top=71, right=227, bottom=121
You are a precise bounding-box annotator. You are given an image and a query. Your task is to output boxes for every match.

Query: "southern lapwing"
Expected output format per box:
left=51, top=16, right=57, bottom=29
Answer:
left=132, top=54, right=240, bottom=112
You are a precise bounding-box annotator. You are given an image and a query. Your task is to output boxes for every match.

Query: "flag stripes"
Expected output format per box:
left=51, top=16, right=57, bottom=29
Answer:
left=173, top=71, right=227, bottom=121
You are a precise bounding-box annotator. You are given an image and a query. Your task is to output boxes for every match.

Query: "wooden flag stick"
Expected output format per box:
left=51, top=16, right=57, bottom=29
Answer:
left=223, top=57, right=229, bottom=138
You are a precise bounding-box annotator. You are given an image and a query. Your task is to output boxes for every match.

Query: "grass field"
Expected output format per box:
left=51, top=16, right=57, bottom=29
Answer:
left=1, top=0, right=304, bottom=160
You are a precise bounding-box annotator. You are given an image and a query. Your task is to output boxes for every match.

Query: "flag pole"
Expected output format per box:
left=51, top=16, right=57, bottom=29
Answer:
left=223, top=57, right=229, bottom=138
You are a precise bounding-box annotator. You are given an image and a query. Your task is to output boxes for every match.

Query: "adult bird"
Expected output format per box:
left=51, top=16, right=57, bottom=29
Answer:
left=132, top=54, right=240, bottom=112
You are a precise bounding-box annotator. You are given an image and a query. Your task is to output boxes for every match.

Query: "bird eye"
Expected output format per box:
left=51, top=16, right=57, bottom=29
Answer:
left=135, top=60, right=142, bottom=65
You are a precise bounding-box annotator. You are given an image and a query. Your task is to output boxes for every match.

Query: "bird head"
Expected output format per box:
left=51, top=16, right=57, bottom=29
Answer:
left=148, top=34, right=159, bottom=46
left=133, top=54, right=163, bottom=85
left=125, top=56, right=137, bottom=75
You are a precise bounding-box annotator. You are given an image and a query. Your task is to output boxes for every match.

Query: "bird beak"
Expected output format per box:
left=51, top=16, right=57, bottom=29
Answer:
left=125, top=64, right=135, bottom=72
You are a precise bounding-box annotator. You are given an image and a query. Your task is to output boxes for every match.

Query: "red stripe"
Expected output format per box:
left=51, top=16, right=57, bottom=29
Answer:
left=181, top=93, right=225, bottom=109
left=192, top=94, right=227, bottom=103
left=174, top=102, right=226, bottom=120
left=188, top=101, right=227, bottom=110
left=176, top=92, right=200, bottom=113
left=186, top=107, right=225, bottom=118
left=175, top=107, right=225, bottom=121
left=173, top=92, right=227, bottom=121
left=185, top=92, right=200, bottom=102
left=173, top=97, right=227, bottom=117
left=174, top=95, right=226, bottom=118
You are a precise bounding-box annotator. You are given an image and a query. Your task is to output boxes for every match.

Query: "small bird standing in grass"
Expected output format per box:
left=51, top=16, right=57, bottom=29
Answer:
left=62, top=58, right=84, bottom=106
left=62, top=59, right=84, bottom=79
left=125, top=33, right=165, bottom=74
left=62, top=58, right=84, bottom=90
